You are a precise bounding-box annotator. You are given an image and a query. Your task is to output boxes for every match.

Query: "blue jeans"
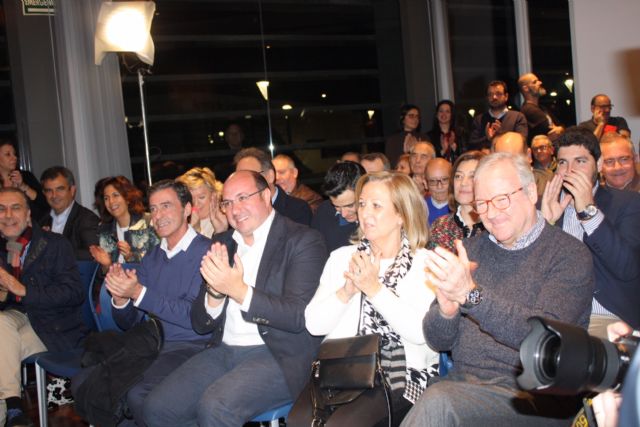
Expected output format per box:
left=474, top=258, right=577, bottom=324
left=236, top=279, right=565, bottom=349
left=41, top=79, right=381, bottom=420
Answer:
left=143, top=343, right=291, bottom=427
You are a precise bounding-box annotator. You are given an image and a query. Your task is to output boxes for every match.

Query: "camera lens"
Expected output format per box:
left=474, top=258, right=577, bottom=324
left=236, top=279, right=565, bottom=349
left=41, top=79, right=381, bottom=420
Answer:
left=538, top=334, right=561, bottom=381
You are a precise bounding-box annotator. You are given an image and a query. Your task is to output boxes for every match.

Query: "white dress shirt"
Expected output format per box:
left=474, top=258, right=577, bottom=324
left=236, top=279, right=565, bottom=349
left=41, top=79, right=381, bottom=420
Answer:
left=205, top=210, right=276, bottom=346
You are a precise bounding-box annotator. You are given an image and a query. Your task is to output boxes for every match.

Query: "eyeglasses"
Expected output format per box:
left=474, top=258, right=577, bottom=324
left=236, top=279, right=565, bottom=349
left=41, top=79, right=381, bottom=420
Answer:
left=595, top=104, right=613, bottom=109
left=427, top=177, right=450, bottom=187
left=533, top=145, right=552, bottom=152
left=219, top=188, right=265, bottom=212
left=472, top=187, right=523, bottom=214
left=405, top=113, right=420, bottom=119
left=602, top=156, right=633, bottom=167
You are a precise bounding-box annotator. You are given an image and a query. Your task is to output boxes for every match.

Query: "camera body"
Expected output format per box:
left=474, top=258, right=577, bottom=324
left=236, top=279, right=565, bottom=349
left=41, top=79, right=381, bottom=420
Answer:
left=517, top=317, right=637, bottom=395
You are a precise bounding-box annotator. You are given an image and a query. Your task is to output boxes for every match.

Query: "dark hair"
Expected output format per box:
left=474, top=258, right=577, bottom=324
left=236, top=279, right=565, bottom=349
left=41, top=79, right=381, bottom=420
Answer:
left=0, top=139, right=16, bottom=151
left=40, top=166, right=76, bottom=186
left=431, top=99, right=457, bottom=133
left=148, top=179, right=192, bottom=208
left=323, top=161, right=366, bottom=197
left=361, top=152, right=390, bottom=170
left=233, top=147, right=274, bottom=174
left=399, top=104, right=421, bottom=132
left=487, top=80, right=508, bottom=94
left=94, top=176, right=146, bottom=223
left=449, top=150, right=486, bottom=210
left=0, top=187, right=29, bottom=205
left=554, top=126, right=601, bottom=161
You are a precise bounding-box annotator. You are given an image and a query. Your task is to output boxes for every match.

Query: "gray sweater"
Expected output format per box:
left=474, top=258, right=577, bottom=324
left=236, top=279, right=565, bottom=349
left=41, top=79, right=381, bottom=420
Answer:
left=424, top=223, right=594, bottom=386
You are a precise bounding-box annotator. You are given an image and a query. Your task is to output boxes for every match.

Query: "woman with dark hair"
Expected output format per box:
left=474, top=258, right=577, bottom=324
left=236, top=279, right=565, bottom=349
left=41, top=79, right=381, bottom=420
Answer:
left=427, top=100, right=465, bottom=164
left=0, top=140, right=48, bottom=223
left=385, top=104, right=428, bottom=166
left=428, top=150, right=486, bottom=253
left=89, top=176, right=159, bottom=269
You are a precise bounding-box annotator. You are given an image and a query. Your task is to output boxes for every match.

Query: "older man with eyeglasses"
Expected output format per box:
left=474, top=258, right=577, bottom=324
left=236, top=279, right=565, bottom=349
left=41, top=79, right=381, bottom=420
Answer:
left=402, top=152, right=594, bottom=427
left=424, top=158, right=452, bottom=225
left=578, top=94, right=631, bottom=141
left=599, top=132, right=640, bottom=192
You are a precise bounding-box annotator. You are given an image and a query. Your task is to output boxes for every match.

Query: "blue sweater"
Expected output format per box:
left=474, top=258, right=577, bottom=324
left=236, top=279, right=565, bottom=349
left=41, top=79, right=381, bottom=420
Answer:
left=112, top=234, right=212, bottom=342
left=426, top=196, right=451, bottom=226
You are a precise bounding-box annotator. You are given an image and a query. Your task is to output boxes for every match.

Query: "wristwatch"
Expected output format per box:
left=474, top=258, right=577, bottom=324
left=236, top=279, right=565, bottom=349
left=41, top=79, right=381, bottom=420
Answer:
left=577, top=204, right=598, bottom=221
left=461, top=286, right=483, bottom=309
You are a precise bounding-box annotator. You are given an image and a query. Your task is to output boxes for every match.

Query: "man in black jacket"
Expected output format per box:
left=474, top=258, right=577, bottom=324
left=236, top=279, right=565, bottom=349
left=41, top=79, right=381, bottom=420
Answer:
left=0, top=187, right=86, bottom=427
left=234, top=147, right=312, bottom=226
left=143, top=171, right=327, bottom=427
left=39, top=166, right=99, bottom=260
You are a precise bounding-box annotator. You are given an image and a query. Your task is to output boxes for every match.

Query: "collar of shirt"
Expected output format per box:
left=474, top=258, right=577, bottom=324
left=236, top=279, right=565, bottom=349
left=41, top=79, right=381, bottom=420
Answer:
left=489, top=108, right=508, bottom=120
left=50, top=201, right=75, bottom=234
left=489, top=211, right=546, bottom=251
left=232, top=209, right=276, bottom=253
left=160, top=225, right=198, bottom=259
left=271, top=186, right=279, bottom=205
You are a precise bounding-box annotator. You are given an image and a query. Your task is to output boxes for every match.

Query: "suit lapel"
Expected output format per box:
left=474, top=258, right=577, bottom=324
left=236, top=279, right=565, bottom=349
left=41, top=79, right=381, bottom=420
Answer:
left=62, top=203, right=79, bottom=239
left=254, top=214, right=285, bottom=292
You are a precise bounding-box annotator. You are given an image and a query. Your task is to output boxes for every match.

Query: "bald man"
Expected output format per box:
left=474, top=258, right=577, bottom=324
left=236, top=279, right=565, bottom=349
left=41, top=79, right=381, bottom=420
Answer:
left=518, top=72, right=564, bottom=144
left=492, top=132, right=551, bottom=198
left=425, top=158, right=452, bottom=225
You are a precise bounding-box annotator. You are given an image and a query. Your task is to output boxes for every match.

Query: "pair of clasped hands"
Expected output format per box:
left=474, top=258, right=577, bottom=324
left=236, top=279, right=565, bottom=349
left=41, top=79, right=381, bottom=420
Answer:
left=334, top=241, right=476, bottom=316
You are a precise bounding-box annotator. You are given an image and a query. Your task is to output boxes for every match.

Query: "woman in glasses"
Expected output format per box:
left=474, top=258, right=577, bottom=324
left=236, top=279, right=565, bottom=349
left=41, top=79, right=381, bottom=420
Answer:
left=429, top=150, right=486, bottom=253
left=293, top=171, right=439, bottom=426
left=176, top=167, right=227, bottom=238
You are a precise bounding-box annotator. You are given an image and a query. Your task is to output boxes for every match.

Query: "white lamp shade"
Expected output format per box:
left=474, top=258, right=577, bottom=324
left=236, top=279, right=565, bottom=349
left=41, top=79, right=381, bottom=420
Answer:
left=95, top=1, right=156, bottom=65
left=256, top=80, right=270, bottom=101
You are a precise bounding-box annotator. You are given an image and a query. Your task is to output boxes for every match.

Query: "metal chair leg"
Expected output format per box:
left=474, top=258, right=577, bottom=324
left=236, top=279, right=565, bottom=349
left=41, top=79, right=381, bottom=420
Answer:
left=35, top=362, right=48, bottom=427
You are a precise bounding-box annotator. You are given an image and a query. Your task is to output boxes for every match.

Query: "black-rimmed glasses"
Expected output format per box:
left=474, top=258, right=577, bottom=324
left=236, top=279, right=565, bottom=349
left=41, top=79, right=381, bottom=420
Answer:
left=472, top=187, right=523, bottom=214
left=219, top=189, right=265, bottom=212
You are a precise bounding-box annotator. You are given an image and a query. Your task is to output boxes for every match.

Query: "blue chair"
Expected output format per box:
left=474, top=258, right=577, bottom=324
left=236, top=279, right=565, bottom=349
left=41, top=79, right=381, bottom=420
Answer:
left=88, top=264, right=142, bottom=332
left=32, top=261, right=100, bottom=427
left=439, top=352, right=453, bottom=377
left=251, top=403, right=293, bottom=427
left=21, top=261, right=98, bottom=387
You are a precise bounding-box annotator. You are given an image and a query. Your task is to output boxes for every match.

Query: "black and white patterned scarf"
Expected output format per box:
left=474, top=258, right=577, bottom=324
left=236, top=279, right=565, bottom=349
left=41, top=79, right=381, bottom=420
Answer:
left=357, top=233, right=437, bottom=404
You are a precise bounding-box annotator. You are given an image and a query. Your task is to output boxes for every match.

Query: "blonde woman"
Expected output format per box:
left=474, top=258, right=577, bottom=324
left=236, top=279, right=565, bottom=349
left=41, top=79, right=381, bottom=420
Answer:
left=292, top=171, right=439, bottom=426
left=176, top=167, right=227, bottom=237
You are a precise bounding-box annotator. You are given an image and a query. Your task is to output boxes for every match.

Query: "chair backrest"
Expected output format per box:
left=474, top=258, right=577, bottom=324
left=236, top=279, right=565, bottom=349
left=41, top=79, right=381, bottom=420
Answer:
left=90, top=263, right=140, bottom=332
left=76, top=260, right=99, bottom=332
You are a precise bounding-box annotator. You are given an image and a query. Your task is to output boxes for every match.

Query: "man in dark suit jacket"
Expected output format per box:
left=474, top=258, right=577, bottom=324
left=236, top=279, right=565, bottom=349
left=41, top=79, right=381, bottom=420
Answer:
left=0, top=187, right=87, bottom=427
left=541, top=127, right=640, bottom=334
left=233, top=147, right=312, bottom=225
left=39, top=166, right=99, bottom=260
left=143, top=171, right=327, bottom=427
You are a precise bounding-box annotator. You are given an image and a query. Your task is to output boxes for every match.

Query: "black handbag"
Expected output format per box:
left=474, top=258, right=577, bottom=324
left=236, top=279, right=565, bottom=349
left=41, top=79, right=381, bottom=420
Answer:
left=309, top=334, right=392, bottom=427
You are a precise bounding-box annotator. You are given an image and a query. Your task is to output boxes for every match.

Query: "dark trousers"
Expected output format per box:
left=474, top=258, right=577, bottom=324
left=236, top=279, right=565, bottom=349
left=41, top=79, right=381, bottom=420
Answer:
left=123, top=340, right=205, bottom=426
left=143, top=343, right=291, bottom=427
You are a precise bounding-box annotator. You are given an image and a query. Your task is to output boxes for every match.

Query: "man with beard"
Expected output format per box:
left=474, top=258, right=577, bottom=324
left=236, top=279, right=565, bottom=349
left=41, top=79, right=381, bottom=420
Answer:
left=468, top=81, right=528, bottom=151
left=518, top=73, right=565, bottom=144
left=541, top=127, right=640, bottom=336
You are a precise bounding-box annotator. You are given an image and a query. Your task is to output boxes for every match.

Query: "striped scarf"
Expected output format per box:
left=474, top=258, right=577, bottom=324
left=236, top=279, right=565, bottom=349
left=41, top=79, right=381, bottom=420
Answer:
left=357, top=233, right=435, bottom=403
